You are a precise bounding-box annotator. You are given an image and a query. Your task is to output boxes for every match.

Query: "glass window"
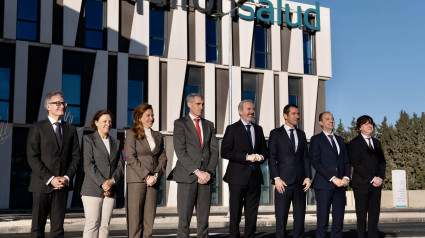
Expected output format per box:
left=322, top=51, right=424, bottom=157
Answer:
left=303, top=32, right=315, bottom=74
left=211, top=155, right=222, bottom=206
left=206, top=16, right=221, bottom=63
left=260, top=162, right=272, bottom=205
left=17, top=0, right=38, bottom=41
left=85, top=0, right=104, bottom=49
left=149, top=8, right=167, bottom=57
left=288, top=77, right=302, bottom=129
left=254, top=24, right=271, bottom=69
left=182, top=66, right=204, bottom=116
left=241, top=72, right=260, bottom=123
left=62, top=74, right=81, bottom=125
left=127, top=59, right=148, bottom=126
left=0, top=68, right=10, bottom=120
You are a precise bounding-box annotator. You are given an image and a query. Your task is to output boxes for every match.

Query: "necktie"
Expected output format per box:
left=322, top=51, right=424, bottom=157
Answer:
left=54, top=122, right=62, bottom=146
left=328, top=135, right=338, bottom=156
left=194, top=118, right=202, bottom=147
left=367, top=137, right=374, bottom=151
left=289, top=129, right=296, bottom=151
left=245, top=125, right=254, bottom=152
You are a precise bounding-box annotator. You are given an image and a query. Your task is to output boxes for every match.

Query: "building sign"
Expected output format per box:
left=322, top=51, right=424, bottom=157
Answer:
left=392, top=170, right=408, bottom=208
left=148, top=0, right=321, bottom=31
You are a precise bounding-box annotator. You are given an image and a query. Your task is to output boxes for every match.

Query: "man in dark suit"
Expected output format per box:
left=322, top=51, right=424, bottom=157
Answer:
left=348, top=115, right=386, bottom=238
left=268, top=104, right=312, bottom=238
left=310, top=112, right=350, bottom=238
left=26, top=91, right=81, bottom=238
left=221, top=99, right=268, bottom=238
left=169, top=93, right=219, bottom=238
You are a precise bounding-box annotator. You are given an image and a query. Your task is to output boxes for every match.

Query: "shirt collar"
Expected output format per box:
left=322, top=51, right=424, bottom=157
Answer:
left=361, top=133, right=371, bottom=140
left=322, top=130, right=334, bottom=137
left=283, top=123, right=295, bottom=132
left=48, top=116, right=62, bottom=125
left=240, top=119, right=251, bottom=126
left=189, top=113, right=201, bottom=121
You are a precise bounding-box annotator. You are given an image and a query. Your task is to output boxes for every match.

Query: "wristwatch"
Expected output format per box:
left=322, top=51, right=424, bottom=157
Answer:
left=154, top=172, right=159, bottom=178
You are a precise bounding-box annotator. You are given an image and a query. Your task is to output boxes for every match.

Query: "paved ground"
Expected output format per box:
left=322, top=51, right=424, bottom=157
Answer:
left=0, top=206, right=424, bottom=235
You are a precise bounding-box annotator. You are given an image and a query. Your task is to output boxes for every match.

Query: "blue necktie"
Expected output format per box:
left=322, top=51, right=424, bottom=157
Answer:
left=289, top=129, right=296, bottom=151
left=328, top=135, right=338, bottom=156
left=246, top=125, right=255, bottom=171
left=246, top=125, right=254, bottom=152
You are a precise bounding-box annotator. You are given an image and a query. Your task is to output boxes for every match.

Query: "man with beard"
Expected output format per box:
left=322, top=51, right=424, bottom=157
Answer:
left=221, top=99, right=268, bottom=238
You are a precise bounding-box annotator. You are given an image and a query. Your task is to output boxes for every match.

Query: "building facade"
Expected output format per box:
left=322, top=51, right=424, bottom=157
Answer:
left=0, top=0, right=331, bottom=209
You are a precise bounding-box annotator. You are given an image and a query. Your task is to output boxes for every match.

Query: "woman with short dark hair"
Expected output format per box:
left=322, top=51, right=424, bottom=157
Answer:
left=81, top=110, right=124, bottom=238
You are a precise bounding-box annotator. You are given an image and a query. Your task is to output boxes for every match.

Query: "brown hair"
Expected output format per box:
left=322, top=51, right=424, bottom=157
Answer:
left=132, top=103, right=153, bottom=140
left=90, top=110, right=113, bottom=130
left=356, top=115, right=376, bottom=132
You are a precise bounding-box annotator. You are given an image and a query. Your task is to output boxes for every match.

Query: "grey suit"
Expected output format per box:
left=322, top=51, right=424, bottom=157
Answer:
left=80, top=131, right=124, bottom=198
left=168, top=115, right=219, bottom=238
left=124, top=129, right=167, bottom=238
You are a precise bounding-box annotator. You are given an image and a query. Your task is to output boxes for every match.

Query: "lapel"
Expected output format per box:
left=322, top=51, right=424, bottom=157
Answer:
left=236, top=120, right=252, bottom=151
left=279, top=126, right=295, bottom=154
left=185, top=115, right=203, bottom=148
left=42, top=119, right=61, bottom=150
left=201, top=118, right=208, bottom=149
left=60, top=121, right=70, bottom=152
left=150, top=130, right=162, bottom=155
left=138, top=135, right=152, bottom=154
left=109, top=137, right=118, bottom=160
left=321, top=132, right=337, bottom=155
left=92, top=131, right=111, bottom=161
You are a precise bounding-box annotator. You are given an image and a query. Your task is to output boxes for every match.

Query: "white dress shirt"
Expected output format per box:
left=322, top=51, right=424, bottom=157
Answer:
left=144, top=127, right=156, bottom=151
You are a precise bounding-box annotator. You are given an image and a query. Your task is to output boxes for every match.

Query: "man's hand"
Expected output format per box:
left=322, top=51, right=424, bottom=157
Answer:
left=332, top=178, right=344, bottom=187
left=247, top=154, right=257, bottom=162
left=195, top=170, right=211, bottom=184
left=303, top=178, right=311, bottom=192
left=104, top=190, right=112, bottom=197
left=254, top=154, right=263, bottom=162
left=342, top=177, right=349, bottom=187
left=274, top=178, right=287, bottom=194
left=373, top=177, right=383, bottom=187
left=102, top=179, right=115, bottom=191
left=51, top=177, right=65, bottom=189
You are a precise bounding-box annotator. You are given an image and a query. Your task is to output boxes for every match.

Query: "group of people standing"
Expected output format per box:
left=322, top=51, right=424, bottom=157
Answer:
left=26, top=91, right=386, bottom=238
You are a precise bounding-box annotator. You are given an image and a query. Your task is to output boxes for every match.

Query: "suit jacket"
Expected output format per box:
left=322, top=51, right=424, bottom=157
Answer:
left=168, top=115, right=219, bottom=184
left=221, top=120, right=268, bottom=186
left=80, top=132, right=124, bottom=198
left=26, top=119, right=81, bottom=193
left=124, top=129, right=167, bottom=183
left=348, top=135, right=386, bottom=189
left=268, top=126, right=312, bottom=185
left=310, top=132, right=350, bottom=190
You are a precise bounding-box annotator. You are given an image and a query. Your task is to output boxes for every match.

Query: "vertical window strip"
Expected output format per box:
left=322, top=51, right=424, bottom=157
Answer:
left=16, top=0, right=39, bottom=41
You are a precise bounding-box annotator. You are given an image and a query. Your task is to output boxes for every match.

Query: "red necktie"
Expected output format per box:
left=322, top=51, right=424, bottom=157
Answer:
left=194, top=118, right=202, bottom=147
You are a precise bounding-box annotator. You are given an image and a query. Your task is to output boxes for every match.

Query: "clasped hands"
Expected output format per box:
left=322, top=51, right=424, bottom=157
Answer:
left=247, top=154, right=263, bottom=162
left=51, top=176, right=68, bottom=189
left=372, top=177, right=383, bottom=187
left=102, top=178, right=115, bottom=197
left=145, top=174, right=158, bottom=187
left=195, top=170, right=211, bottom=185
left=332, top=177, right=349, bottom=187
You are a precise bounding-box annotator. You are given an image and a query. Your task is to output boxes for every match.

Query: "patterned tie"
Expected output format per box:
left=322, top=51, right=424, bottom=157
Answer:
left=367, top=137, right=374, bottom=151
left=54, top=122, right=62, bottom=146
left=328, top=135, right=338, bottom=156
left=289, top=129, right=296, bottom=151
left=194, top=118, right=202, bottom=147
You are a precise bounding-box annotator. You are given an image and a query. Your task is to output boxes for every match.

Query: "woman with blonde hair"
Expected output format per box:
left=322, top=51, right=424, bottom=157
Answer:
left=125, top=103, right=167, bottom=238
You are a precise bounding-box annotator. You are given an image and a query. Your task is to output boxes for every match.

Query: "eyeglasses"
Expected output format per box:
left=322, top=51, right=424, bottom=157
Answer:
left=49, top=101, right=68, bottom=107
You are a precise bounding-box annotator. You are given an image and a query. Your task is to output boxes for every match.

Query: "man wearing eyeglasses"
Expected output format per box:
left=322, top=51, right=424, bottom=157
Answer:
left=27, top=91, right=81, bottom=238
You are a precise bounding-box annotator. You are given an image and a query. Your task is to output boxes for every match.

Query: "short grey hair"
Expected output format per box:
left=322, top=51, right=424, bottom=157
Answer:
left=186, top=93, right=204, bottom=103
left=44, top=91, right=64, bottom=107
left=238, top=99, right=254, bottom=111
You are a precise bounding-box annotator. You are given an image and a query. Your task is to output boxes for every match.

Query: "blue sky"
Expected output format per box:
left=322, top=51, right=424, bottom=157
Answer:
left=292, top=0, right=425, bottom=127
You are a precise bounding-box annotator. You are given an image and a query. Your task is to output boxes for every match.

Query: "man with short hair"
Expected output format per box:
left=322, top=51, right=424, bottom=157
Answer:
left=268, top=104, right=312, bottom=238
left=168, top=93, right=219, bottom=238
left=310, top=112, right=350, bottom=238
left=349, top=115, right=386, bottom=238
left=221, top=99, right=268, bottom=238
left=27, top=91, right=81, bottom=238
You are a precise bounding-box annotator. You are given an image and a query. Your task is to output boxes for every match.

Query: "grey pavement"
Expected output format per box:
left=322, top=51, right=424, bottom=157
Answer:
left=0, top=206, right=424, bottom=234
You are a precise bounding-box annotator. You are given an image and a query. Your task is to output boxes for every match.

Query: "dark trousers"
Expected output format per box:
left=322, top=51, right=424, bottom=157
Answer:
left=177, top=181, right=212, bottom=238
left=31, top=190, right=68, bottom=238
left=275, top=185, right=306, bottom=238
left=228, top=174, right=261, bottom=238
left=315, top=188, right=346, bottom=238
left=353, top=187, right=382, bottom=238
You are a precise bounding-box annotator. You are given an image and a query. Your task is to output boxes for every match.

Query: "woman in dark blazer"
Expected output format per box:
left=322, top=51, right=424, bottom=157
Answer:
left=81, top=110, right=124, bottom=238
left=125, top=103, right=167, bottom=238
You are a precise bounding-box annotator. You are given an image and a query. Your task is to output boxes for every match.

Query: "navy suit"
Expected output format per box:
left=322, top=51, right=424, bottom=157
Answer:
left=310, top=132, right=350, bottom=238
left=268, top=126, right=311, bottom=238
